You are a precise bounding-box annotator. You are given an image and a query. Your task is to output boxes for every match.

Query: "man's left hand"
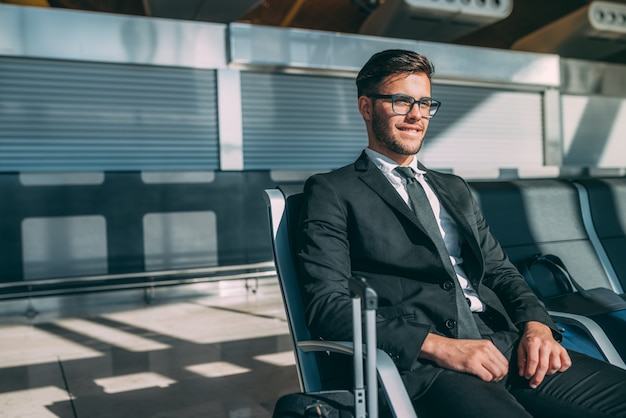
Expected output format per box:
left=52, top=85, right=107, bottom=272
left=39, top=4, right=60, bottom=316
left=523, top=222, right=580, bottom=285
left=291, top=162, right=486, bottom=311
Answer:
left=517, top=321, right=572, bottom=389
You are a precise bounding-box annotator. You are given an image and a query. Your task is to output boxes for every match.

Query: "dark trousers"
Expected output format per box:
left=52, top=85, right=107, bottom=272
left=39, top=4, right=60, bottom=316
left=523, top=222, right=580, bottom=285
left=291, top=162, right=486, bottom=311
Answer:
left=414, top=351, right=626, bottom=418
left=414, top=313, right=626, bottom=418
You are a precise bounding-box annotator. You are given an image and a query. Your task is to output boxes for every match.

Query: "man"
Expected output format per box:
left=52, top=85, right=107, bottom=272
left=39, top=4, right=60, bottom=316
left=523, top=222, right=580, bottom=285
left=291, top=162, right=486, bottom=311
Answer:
left=296, top=49, right=626, bottom=417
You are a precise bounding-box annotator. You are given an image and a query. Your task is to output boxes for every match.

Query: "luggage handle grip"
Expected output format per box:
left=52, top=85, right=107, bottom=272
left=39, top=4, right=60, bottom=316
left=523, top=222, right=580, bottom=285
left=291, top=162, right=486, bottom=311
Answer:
left=349, top=275, right=378, bottom=310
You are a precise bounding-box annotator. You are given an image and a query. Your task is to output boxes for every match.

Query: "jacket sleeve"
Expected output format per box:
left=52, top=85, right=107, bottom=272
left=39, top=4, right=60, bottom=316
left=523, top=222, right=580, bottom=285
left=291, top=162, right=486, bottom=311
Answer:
left=296, top=174, right=428, bottom=371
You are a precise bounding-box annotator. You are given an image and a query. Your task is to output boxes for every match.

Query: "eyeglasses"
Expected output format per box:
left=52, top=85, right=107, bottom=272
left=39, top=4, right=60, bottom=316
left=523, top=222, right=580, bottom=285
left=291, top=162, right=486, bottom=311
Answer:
left=367, top=94, right=441, bottom=118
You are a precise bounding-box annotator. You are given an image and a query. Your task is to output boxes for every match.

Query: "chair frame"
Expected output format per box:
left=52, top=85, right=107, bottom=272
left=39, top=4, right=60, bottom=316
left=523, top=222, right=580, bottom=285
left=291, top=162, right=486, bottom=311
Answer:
left=549, top=311, right=626, bottom=368
left=264, top=188, right=417, bottom=418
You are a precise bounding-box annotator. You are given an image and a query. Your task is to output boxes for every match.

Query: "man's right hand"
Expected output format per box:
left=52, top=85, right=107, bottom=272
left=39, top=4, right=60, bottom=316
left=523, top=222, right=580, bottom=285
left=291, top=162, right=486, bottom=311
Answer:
left=419, top=333, right=509, bottom=382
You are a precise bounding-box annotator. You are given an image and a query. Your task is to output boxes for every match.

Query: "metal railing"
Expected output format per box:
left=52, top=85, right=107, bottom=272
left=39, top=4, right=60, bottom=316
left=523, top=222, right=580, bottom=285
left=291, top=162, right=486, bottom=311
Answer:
left=0, top=261, right=277, bottom=300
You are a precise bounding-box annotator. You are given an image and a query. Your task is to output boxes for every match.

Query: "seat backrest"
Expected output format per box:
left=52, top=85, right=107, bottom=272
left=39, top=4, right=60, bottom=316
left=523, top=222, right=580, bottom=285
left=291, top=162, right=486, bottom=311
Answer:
left=469, top=179, right=614, bottom=293
left=576, top=178, right=626, bottom=293
left=264, top=186, right=325, bottom=392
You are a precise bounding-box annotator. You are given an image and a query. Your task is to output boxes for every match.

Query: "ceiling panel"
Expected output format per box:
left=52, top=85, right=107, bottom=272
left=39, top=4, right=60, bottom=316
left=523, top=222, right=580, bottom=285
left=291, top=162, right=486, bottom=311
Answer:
left=3, top=0, right=626, bottom=63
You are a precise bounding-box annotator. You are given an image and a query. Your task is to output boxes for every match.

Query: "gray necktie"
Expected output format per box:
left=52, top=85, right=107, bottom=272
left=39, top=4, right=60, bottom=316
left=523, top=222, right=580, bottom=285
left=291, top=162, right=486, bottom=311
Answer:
left=395, top=166, right=481, bottom=339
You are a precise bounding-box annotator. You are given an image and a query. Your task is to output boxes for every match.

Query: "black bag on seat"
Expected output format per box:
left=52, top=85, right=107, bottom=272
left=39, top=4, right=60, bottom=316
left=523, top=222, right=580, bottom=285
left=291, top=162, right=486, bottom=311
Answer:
left=518, top=254, right=626, bottom=316
left=518, top=254, right=626, bottom=360
left=273, top=391, right=355, bottom=418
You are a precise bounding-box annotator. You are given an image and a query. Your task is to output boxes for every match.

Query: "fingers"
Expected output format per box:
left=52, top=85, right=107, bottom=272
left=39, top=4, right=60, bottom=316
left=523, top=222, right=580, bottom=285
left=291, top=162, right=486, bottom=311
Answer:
left=487, top=346, right=510, bottom=381
left=527, top=345, right=550, bottom=388
left=475, top=358, right=508, bottom=382
left=464, top=340, right=509, bottom=382
left=518, top=337, right=572, bottom=389
left=421, top=335, right=510, bottom=382
left=560, top=350, right=573, bottom=371
left=546, top=349, right=572, bottom=375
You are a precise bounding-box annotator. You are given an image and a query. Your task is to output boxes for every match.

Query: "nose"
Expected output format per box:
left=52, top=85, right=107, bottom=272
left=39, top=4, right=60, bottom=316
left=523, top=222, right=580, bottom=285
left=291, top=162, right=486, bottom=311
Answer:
left=406, top=102, right=423, bottom=121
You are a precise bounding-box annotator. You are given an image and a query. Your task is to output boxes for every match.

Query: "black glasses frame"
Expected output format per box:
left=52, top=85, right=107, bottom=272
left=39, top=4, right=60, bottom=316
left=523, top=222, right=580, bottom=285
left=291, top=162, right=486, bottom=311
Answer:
left=367, top=94, right=441, bottom=118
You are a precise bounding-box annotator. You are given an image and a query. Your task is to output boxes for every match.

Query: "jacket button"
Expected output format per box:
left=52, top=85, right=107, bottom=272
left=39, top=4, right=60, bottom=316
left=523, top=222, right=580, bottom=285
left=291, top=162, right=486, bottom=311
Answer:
left=444, top=319, right=456, bottom=329
left=442, top=281, right=454, bottom=291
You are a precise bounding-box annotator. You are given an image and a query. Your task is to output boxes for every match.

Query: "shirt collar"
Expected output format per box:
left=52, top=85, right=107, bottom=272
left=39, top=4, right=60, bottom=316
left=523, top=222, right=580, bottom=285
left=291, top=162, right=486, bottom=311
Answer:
left=364, top=148, right=425, bottom=176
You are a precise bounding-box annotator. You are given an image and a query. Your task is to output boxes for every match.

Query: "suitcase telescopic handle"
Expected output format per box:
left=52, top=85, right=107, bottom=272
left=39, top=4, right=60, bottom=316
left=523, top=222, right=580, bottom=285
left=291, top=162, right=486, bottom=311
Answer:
left=349, top=276, right=378, bottom=418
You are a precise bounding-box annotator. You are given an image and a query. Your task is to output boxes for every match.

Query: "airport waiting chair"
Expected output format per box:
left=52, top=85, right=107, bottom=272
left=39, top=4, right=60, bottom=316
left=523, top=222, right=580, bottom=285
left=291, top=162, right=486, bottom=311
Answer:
left=264, top=187, right=417, bottom=418
left=572, top=178, right=626, bottom=360
left=470, top=179, right=626, bottom=367
left=575, top=177, right=626, bottom=294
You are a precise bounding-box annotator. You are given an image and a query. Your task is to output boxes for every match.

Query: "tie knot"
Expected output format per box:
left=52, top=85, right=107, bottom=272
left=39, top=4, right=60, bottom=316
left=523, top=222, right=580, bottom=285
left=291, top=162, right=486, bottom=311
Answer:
left=395, top=166, right=416, bottom=181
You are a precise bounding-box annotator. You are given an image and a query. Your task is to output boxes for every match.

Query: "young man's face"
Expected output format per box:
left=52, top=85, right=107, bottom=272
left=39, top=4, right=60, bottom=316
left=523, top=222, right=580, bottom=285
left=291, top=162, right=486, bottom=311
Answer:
left=359, top=73, right=432, bottom=165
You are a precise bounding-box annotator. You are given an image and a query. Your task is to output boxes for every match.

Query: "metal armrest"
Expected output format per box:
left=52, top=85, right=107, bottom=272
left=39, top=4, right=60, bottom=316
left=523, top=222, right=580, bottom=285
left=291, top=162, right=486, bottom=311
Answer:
left=298, top=340, right=417, bottom=418
left=549, top=310, right=626, bottom=369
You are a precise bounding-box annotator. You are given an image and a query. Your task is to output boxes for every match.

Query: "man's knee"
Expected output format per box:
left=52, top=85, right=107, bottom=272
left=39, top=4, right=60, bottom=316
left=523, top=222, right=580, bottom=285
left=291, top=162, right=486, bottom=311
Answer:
left=415, top=370, right=532, bottom=418
left=510, top=351, right=626, bottom=418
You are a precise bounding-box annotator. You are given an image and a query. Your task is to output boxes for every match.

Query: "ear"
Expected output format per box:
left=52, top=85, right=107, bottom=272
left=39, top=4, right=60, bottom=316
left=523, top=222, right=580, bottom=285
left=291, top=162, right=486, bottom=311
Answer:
left=358, top=95, right=373, bottom=121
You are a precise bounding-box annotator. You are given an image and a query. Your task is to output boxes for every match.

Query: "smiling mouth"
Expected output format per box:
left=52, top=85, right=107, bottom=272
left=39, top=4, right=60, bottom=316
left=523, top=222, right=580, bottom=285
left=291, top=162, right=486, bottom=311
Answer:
left=397, top=126, right=422, bottom=134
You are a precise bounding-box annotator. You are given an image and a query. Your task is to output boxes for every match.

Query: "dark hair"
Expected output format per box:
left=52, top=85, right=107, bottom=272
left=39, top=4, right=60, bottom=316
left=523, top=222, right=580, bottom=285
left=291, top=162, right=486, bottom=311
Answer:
left=356, top=49, right=435, bottom=97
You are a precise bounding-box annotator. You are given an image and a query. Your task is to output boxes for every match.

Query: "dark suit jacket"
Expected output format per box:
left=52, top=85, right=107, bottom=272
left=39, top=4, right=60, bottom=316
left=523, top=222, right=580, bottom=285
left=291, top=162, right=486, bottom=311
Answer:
left=296, top=151, right=558, bottom=397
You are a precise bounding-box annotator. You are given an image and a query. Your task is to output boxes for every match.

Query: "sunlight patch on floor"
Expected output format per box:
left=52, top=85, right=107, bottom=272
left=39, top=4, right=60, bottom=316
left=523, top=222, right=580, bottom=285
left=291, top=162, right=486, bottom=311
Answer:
left=94, top=372, right=176, bottom=394
left=185, top=361, right=251, bottom=378
left=103, top=302, right=288, bottom=345
left=0, top=386, right=69, bottom=418
left=53, top=318, right=169, bottom=352
left=254, top=351, right=296, bottom=367
left=0, top=325, right=102, bottom=368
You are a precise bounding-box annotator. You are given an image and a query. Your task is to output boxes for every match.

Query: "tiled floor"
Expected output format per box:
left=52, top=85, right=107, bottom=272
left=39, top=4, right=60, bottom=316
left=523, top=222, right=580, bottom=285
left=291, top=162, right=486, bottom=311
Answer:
left=0, top=278, right=299, bottom=418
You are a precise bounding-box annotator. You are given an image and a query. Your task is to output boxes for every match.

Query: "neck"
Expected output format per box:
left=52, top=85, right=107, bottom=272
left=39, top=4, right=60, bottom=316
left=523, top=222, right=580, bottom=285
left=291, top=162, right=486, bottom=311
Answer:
left=367, top=146, right=415, bottom=167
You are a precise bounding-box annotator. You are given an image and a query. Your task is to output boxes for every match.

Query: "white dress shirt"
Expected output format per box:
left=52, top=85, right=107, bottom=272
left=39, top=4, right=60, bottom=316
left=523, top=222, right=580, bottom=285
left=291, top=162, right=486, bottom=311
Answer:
left=364, top=148, right=485, bottom=312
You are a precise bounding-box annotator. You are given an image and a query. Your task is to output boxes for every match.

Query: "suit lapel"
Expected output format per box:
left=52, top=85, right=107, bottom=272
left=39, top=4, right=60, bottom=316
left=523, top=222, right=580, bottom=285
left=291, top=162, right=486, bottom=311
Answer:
left=425, top=169, right=484, bottom=281
left=425, top=172, right=473, bottom=235
left=355, top=152, right=426, bottom=231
